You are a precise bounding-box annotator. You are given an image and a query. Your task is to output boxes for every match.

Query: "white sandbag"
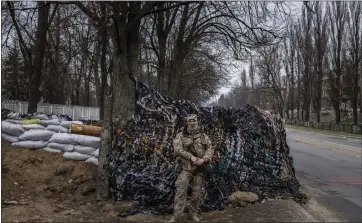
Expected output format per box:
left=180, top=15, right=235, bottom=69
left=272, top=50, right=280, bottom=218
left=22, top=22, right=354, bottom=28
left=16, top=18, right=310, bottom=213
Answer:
left=48, top=133, right=77, bottom=145
left=73, top=145, right=97, bottom=156
left=2, top=133, right=19, bottom=143
left=73, top=134, right=101, bottom=148
left=43, top=147, right=62, bottom=153
left=46, top=125, right=68, bottom=133
left=22, top=124, right=45, bottom=130
left=51, top=115, right=60, bottom=120
left=85, top=156, right=98, bottom=166
left=18, top=129, right=54, bottom=141
left=31, top=114, right=49, bottom=120
left=48, top=142, right=74, bottom=152
left=7, top=113, right=24, bottom=120
left=4, top=119, right=23, bottom=124
left=12, top=140, right=47, bottom=149
left=63, top=152, right=91, bottom=161
left=60, top=121, right=83, bottom=128
left=2, top=121, right=25, bottom=136
left=39, top=119, right=61, bottom=126
left=92, top=148, right=99, bottom=158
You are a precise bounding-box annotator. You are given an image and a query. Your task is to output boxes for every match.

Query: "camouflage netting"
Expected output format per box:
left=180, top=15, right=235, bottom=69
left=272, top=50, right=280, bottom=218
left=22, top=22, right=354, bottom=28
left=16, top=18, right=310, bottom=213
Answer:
left=110, top=79, right=299, bottom=215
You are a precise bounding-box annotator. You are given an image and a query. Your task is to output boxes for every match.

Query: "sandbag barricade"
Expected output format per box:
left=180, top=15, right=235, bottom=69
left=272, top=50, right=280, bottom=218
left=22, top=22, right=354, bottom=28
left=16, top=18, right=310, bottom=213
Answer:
left=2, top=121, right=25, bottom=137
left=2, top=111, right=99, bottom=166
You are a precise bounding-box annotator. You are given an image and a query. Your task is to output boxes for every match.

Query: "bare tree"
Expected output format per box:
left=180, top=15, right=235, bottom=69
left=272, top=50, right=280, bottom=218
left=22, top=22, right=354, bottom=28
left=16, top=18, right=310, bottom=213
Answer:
left=249, top=55, right=255, bottom=89
left=327, top=2, right=348, bottom=124
left=7, top=1, right=56, bottom=112
left=311, top=2, right=328, bottom=123
left=346, top=2, right=361, bottom=124
left=256, top=45, right=286, bottom=118
left=240, top=68, right=247, bottom=90
left=298, top=4, right=314, bottom=121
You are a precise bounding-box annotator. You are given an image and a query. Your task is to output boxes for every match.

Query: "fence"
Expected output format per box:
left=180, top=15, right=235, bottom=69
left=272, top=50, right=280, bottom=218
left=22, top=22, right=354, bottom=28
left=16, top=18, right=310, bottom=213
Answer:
left=285, top=119, right=362, bottom=135
left=1, top=100, right=100, bottom=121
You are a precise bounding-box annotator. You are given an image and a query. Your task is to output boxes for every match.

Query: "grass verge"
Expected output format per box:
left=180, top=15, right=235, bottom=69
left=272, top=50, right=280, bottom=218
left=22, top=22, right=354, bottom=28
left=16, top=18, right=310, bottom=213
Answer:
left=285, top=124, right=362, bottom=139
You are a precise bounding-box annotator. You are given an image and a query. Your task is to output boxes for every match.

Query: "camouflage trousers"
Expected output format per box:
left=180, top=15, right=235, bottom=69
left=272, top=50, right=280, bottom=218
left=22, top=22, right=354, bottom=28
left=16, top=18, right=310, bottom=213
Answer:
left=173, top=168, right=205, bottom=217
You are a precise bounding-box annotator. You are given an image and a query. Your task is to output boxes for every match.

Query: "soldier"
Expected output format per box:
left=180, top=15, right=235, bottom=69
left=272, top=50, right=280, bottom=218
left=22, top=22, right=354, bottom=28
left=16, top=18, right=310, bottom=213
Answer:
left=168, top=114, right=214, bottom=222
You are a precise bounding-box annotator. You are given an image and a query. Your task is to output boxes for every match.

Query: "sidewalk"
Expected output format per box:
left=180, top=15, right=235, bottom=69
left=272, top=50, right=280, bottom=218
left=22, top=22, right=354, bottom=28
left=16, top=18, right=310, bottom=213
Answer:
left=122, top=199, right=317, bottom=222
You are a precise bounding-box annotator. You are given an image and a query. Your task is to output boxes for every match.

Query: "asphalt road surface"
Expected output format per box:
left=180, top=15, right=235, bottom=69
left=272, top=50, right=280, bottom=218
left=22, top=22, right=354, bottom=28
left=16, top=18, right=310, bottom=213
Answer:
left=286, top=128, right=362, bottom=222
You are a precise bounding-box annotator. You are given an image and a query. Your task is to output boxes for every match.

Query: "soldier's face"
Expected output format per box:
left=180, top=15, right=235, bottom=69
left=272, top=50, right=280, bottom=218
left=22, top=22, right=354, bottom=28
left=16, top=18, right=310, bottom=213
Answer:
left=187, top=118, right=197, bottom=127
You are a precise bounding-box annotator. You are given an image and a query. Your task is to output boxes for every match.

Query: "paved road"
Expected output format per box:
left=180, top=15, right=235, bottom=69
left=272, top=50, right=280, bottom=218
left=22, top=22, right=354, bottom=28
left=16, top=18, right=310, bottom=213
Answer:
left=286, top=128, right=362, bottom=222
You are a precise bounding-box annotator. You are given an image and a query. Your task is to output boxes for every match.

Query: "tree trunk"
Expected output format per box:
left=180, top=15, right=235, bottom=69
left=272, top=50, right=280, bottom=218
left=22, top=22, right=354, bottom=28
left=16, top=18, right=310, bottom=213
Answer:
left=96, top=1, right=142, bottom=201
left=158, top=36, right=166, bottom=94
left=99, top=34, right=108, bottom=119
left=28, top=1, right=50, bottom=113
left=85, top=72, right=90, bottom=106
left=97, top=94, right=113, bottom=200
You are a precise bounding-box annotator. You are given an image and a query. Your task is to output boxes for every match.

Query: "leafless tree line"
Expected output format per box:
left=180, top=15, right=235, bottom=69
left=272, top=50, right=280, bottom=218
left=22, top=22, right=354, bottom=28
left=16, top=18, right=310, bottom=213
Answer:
left=218, top=2, right=362, bottom=125
left=1, top=1, right=287, bottom=199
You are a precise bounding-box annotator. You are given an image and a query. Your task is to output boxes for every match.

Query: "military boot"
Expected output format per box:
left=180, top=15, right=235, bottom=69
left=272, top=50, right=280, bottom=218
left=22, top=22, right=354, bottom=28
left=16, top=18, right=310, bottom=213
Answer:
left=189, top=214, right=201, bottom=222
left=166, top=215, right=183, bottom=223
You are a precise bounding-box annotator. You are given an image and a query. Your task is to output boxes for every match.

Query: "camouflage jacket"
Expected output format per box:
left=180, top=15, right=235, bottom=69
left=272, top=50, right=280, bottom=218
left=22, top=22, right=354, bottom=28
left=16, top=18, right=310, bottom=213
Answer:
left=173, top=130, right=214, bottom=171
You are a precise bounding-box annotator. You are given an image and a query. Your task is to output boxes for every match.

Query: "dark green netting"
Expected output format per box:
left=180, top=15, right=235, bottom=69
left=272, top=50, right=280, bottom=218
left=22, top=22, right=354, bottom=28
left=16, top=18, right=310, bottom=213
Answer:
left=107, top=79, right=300, bottom=215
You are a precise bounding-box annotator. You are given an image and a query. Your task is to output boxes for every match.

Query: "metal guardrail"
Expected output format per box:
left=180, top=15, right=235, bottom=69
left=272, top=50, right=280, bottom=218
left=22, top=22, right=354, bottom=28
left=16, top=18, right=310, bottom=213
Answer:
left=1, top=100, right=100, bottom=120
left=285, top=119, right=362, bottom=135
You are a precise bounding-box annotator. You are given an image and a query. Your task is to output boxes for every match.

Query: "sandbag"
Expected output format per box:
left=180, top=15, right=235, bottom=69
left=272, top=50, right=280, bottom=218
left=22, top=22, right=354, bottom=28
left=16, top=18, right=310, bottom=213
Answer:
left=85, top=156, right=98, bottom=166
left=46, top=125, right=68, bottom=133
left=60, top=121, right=83, bottom=128
left=22, top=119, right=40, bottom=125
left=2, top=121, right=25, bottom=136
left=70, top=123, right=102, bottom=137
left=18, top=129, right=54, bottom=141
left=43, top=147, right=62, bottom=153
left=48, top=142, right=74, bottom=152
left=48, top=133, right=77, bottom=145
left=7, top=113, right=24, bottom=120
left=22, top=124, right=45, bottom=130
left=51, top=115, right=60, bottom=120
left=73, top=145, right=97, bottom=156
left=4, top=119, right=23, bottom=124
left=92, top=148, right=99, bottom=158
left=12, top=140, right=47, bottom=149
left=31, top=114, right=49, bottom=120
left=2, top=133, right=19, bottom=143
left=73, top=134, right=101, bottom=148
left=63, top=152, right=91, bottom=161
left=39, top=119, right=61, bottom=126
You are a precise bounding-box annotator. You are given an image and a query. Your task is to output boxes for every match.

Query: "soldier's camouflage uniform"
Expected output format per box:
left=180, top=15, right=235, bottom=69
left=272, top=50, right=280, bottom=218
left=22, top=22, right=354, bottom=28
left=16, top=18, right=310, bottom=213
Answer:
left=172, top=129, right=214, bottom=218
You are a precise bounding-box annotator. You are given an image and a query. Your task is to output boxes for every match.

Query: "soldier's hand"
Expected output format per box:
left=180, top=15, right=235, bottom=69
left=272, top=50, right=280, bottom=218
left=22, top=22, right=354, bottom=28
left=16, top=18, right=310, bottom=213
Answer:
left=191, top=156, right=198, bottom=164
left=195, top=158, right=205, bottom=166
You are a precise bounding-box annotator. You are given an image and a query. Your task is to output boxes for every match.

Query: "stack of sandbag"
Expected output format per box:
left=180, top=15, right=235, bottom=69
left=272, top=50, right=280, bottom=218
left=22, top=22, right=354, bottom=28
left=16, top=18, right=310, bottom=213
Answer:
left=1, top=121, right=24, bottom=143
left=13, top=129, right=54, bottom=149
left=47, top=133, right=100, bottom=162
left=85, top=148, right=99, bottom=166
left=39, top=119, right=83, bottom=134
left=21, top=119, right=46, bottom=131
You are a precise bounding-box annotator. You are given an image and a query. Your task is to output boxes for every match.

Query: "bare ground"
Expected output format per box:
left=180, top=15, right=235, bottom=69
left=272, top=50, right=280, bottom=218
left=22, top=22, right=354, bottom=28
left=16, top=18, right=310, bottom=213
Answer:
left=1, top=141, right=317, bottom=222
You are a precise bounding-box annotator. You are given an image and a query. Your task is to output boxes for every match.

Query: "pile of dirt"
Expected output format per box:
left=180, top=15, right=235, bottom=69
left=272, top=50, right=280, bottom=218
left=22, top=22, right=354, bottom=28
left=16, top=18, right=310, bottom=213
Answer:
left=1, top=141, right=116, bottom=222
